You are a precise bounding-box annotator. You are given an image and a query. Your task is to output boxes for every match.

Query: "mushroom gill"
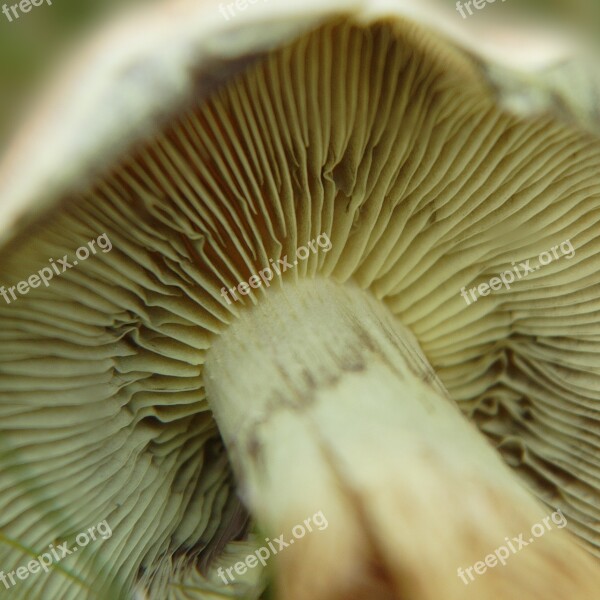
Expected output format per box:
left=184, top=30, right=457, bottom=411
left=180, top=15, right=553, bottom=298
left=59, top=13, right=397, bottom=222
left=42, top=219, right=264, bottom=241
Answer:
left=0, top=7, right=599, bottom=600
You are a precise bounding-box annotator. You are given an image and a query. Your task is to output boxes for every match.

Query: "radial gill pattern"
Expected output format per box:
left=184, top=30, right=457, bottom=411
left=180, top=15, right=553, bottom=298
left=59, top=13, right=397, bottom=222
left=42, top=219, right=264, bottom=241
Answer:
left=0, top=16, right=599, bottom=600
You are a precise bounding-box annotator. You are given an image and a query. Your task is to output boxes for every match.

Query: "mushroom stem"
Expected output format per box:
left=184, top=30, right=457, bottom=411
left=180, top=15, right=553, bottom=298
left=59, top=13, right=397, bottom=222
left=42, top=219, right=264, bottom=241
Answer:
left=205, top=278, right=600, bottom=600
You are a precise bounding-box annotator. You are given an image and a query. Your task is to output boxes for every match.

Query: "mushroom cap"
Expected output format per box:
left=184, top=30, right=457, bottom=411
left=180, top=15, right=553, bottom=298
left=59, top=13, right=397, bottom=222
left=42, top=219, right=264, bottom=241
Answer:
left=0, top=1, right=599, bottom=598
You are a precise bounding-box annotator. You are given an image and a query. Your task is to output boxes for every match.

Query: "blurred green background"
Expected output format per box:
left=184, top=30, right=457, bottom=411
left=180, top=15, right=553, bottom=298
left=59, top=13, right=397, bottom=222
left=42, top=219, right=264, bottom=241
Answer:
left=0, top=0, right=155, bottom=145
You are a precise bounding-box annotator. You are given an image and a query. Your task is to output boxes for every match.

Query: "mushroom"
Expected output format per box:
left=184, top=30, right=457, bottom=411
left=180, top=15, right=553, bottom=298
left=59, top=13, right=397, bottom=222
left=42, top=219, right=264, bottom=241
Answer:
left=0, top=1, right=599, bottom=600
